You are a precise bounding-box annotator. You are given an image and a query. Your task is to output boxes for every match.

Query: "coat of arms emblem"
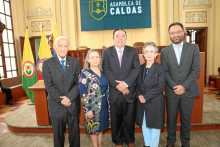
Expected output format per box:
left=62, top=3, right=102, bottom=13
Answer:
left=89, top=0, right=107, bottom=20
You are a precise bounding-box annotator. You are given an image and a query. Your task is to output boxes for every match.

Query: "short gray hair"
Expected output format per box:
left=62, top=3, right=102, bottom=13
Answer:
left=142, top=42, right=158, bottom=54
left=55, top=36, right=69, bottom=48
left=83, top=49, right=102, bottom=70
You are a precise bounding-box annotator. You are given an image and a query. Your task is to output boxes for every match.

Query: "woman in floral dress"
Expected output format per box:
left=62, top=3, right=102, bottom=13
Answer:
left=79, top=49, right=109, bottom=147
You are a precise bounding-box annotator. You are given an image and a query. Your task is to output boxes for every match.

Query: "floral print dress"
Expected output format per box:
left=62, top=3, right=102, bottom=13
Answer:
left=79, top=69, right=109, bottom=134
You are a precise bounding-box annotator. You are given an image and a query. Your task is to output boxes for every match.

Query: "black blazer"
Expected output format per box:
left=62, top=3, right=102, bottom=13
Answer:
left=102, top=45, right=140, bottom=103
left=136, top=62, right=165, bottom=129
left=42, top=56, right=81, bottom=118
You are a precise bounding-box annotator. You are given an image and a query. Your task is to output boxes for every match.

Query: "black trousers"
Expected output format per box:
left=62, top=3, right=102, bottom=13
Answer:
left=166, top=95, right=195, bottom=147
left=110, top=93, right=136, bottom=145
left=1, top=87, right=13, bottom=104
left=51, top=112, right=80, bottom=147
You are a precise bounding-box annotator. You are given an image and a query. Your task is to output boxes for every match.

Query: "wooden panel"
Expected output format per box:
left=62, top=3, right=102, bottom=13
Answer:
left=0, top=93, right=6, bottom=105
left=0, top=76, right=27, bottom=106
left=67, top=46, right=166, bottom=68
left=28, top=80, right=50, bottom=125
left=216, top=77, right=220, bottom=90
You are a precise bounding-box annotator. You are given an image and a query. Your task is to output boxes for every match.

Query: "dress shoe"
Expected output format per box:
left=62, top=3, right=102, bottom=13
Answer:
left=166, top=145, right=174, bottom=147
left=144, top=146, right=150, bottom=147
left=128, top=143, right=135, bottom=147
left=6, top=101, right=15, bottom=105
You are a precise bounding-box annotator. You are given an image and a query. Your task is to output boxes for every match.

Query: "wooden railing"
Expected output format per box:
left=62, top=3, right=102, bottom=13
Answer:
left=67, top=46, right=166, bottom=68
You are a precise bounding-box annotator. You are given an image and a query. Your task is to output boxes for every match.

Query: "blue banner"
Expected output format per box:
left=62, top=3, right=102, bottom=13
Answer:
left=80, top=0, right=151, bottom=31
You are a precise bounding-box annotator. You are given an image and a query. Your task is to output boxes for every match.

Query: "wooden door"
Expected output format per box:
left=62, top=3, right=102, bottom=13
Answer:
left=185, top=27, right=207, bottom=83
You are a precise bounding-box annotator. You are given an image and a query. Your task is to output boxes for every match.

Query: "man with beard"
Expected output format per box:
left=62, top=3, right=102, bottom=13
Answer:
left=161, top=22, right=201, bottom=147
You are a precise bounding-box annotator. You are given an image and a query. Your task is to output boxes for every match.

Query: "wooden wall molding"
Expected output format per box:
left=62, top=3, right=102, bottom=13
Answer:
left=156, top=0, right=161, bottom=45
left=73, top=0, right=79, bottom=48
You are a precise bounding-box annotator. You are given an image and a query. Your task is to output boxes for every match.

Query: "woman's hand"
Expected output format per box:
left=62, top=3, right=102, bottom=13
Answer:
left=86, top=110, right=94, bottom=119
left=138, top=95, right=146, bottom=103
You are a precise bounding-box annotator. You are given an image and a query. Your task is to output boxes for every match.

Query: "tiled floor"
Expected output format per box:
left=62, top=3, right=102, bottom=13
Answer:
left=0, top=85, right=220, bottom=133
left=0, top=97, right=30, bottom=132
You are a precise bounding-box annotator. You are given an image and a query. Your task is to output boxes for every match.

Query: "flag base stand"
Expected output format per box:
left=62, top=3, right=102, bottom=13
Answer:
left=27, top=101, right=34, bottom=105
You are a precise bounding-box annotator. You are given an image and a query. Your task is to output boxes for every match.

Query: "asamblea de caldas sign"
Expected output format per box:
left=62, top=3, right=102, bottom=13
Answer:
left=80, top=0, right=151, bottom=31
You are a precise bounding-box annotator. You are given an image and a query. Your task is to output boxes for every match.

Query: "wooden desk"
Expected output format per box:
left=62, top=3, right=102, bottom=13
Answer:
left=28, top=80, right=50, bottom=125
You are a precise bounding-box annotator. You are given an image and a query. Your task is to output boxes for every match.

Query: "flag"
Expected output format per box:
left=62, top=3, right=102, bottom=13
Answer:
left=36, top=27, right=52, bottom=80
left=22, top=29, right=38, bottom=103
left=53, top=22, right=58, bottom=56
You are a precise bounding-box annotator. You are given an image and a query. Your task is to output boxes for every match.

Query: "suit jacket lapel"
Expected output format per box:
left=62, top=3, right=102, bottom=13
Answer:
left=144, top=62, right=156, bottom=84
left=111, top=46, right=121, bottom=69
left=169, top=45, right=179, bottom=67
left=54, top=56, right=64, bottom=73
left=179, top=42, right=187, bottom=66
left=139, top=63, right=145, bottom=82
left=121, top=46, right=129, bottom=69
left=65, top=57, right=70, bottom=74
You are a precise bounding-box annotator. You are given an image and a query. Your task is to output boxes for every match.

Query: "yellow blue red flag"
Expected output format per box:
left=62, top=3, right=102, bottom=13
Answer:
left=36, top=27, right=52, bottom=80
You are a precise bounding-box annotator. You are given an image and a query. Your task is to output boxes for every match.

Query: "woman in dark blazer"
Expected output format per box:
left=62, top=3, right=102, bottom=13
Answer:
left=136, top=42, right=165, bottom=147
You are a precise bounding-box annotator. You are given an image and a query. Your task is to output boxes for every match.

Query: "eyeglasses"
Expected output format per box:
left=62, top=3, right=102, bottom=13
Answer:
left=169, top=30, right=183, bottom=36
left=144, top=51, right=156, bottom=54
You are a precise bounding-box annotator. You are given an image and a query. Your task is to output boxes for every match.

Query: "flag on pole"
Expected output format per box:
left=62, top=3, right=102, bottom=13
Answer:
left=22, top=29, right=38, bottom=103
left=36, top=27, right=52, bottom=80
left=53, top=22, right=58, bottom=56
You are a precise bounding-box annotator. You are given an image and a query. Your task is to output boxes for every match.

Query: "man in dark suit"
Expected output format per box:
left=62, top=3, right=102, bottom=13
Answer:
left=0, top=82, right=15, bottom=105
left=43, top=36, right=81, bottom=147
left=102, top=29, right=140, bottom=147
left=161, top=22, right=201, bottom=147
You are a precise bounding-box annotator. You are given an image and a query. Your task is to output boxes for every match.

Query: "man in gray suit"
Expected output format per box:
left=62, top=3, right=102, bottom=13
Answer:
left=43, top=36, right=81, bottom=147
left=102, top=29, right=140, bottom=147
left=161, top=22, right=201, bottom=147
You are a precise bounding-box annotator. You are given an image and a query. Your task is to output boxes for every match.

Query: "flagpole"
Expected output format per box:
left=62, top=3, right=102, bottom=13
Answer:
left=23, top=0, right=27, bottom=31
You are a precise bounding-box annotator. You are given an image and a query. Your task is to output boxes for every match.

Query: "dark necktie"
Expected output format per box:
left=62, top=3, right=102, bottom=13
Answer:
left=61, top=60, right=65, bottom=72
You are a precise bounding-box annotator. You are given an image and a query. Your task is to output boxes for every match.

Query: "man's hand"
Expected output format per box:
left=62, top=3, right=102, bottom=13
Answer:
left=0, top=88, right=2, bottom=93
left=116, top=80, right=127, bottom=92
left=60, top=96, right=71, bottom=107
left=86, top=110, right=94, bottom=119
left=121, top=88, right=130, bottom=95
left=138, top=95, right=146, bottom=103
left=173, top=85, right=185, bottom=95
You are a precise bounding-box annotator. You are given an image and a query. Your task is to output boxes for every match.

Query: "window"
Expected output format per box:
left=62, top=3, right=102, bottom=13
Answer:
left=0, top=0, right=17, bottom=79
